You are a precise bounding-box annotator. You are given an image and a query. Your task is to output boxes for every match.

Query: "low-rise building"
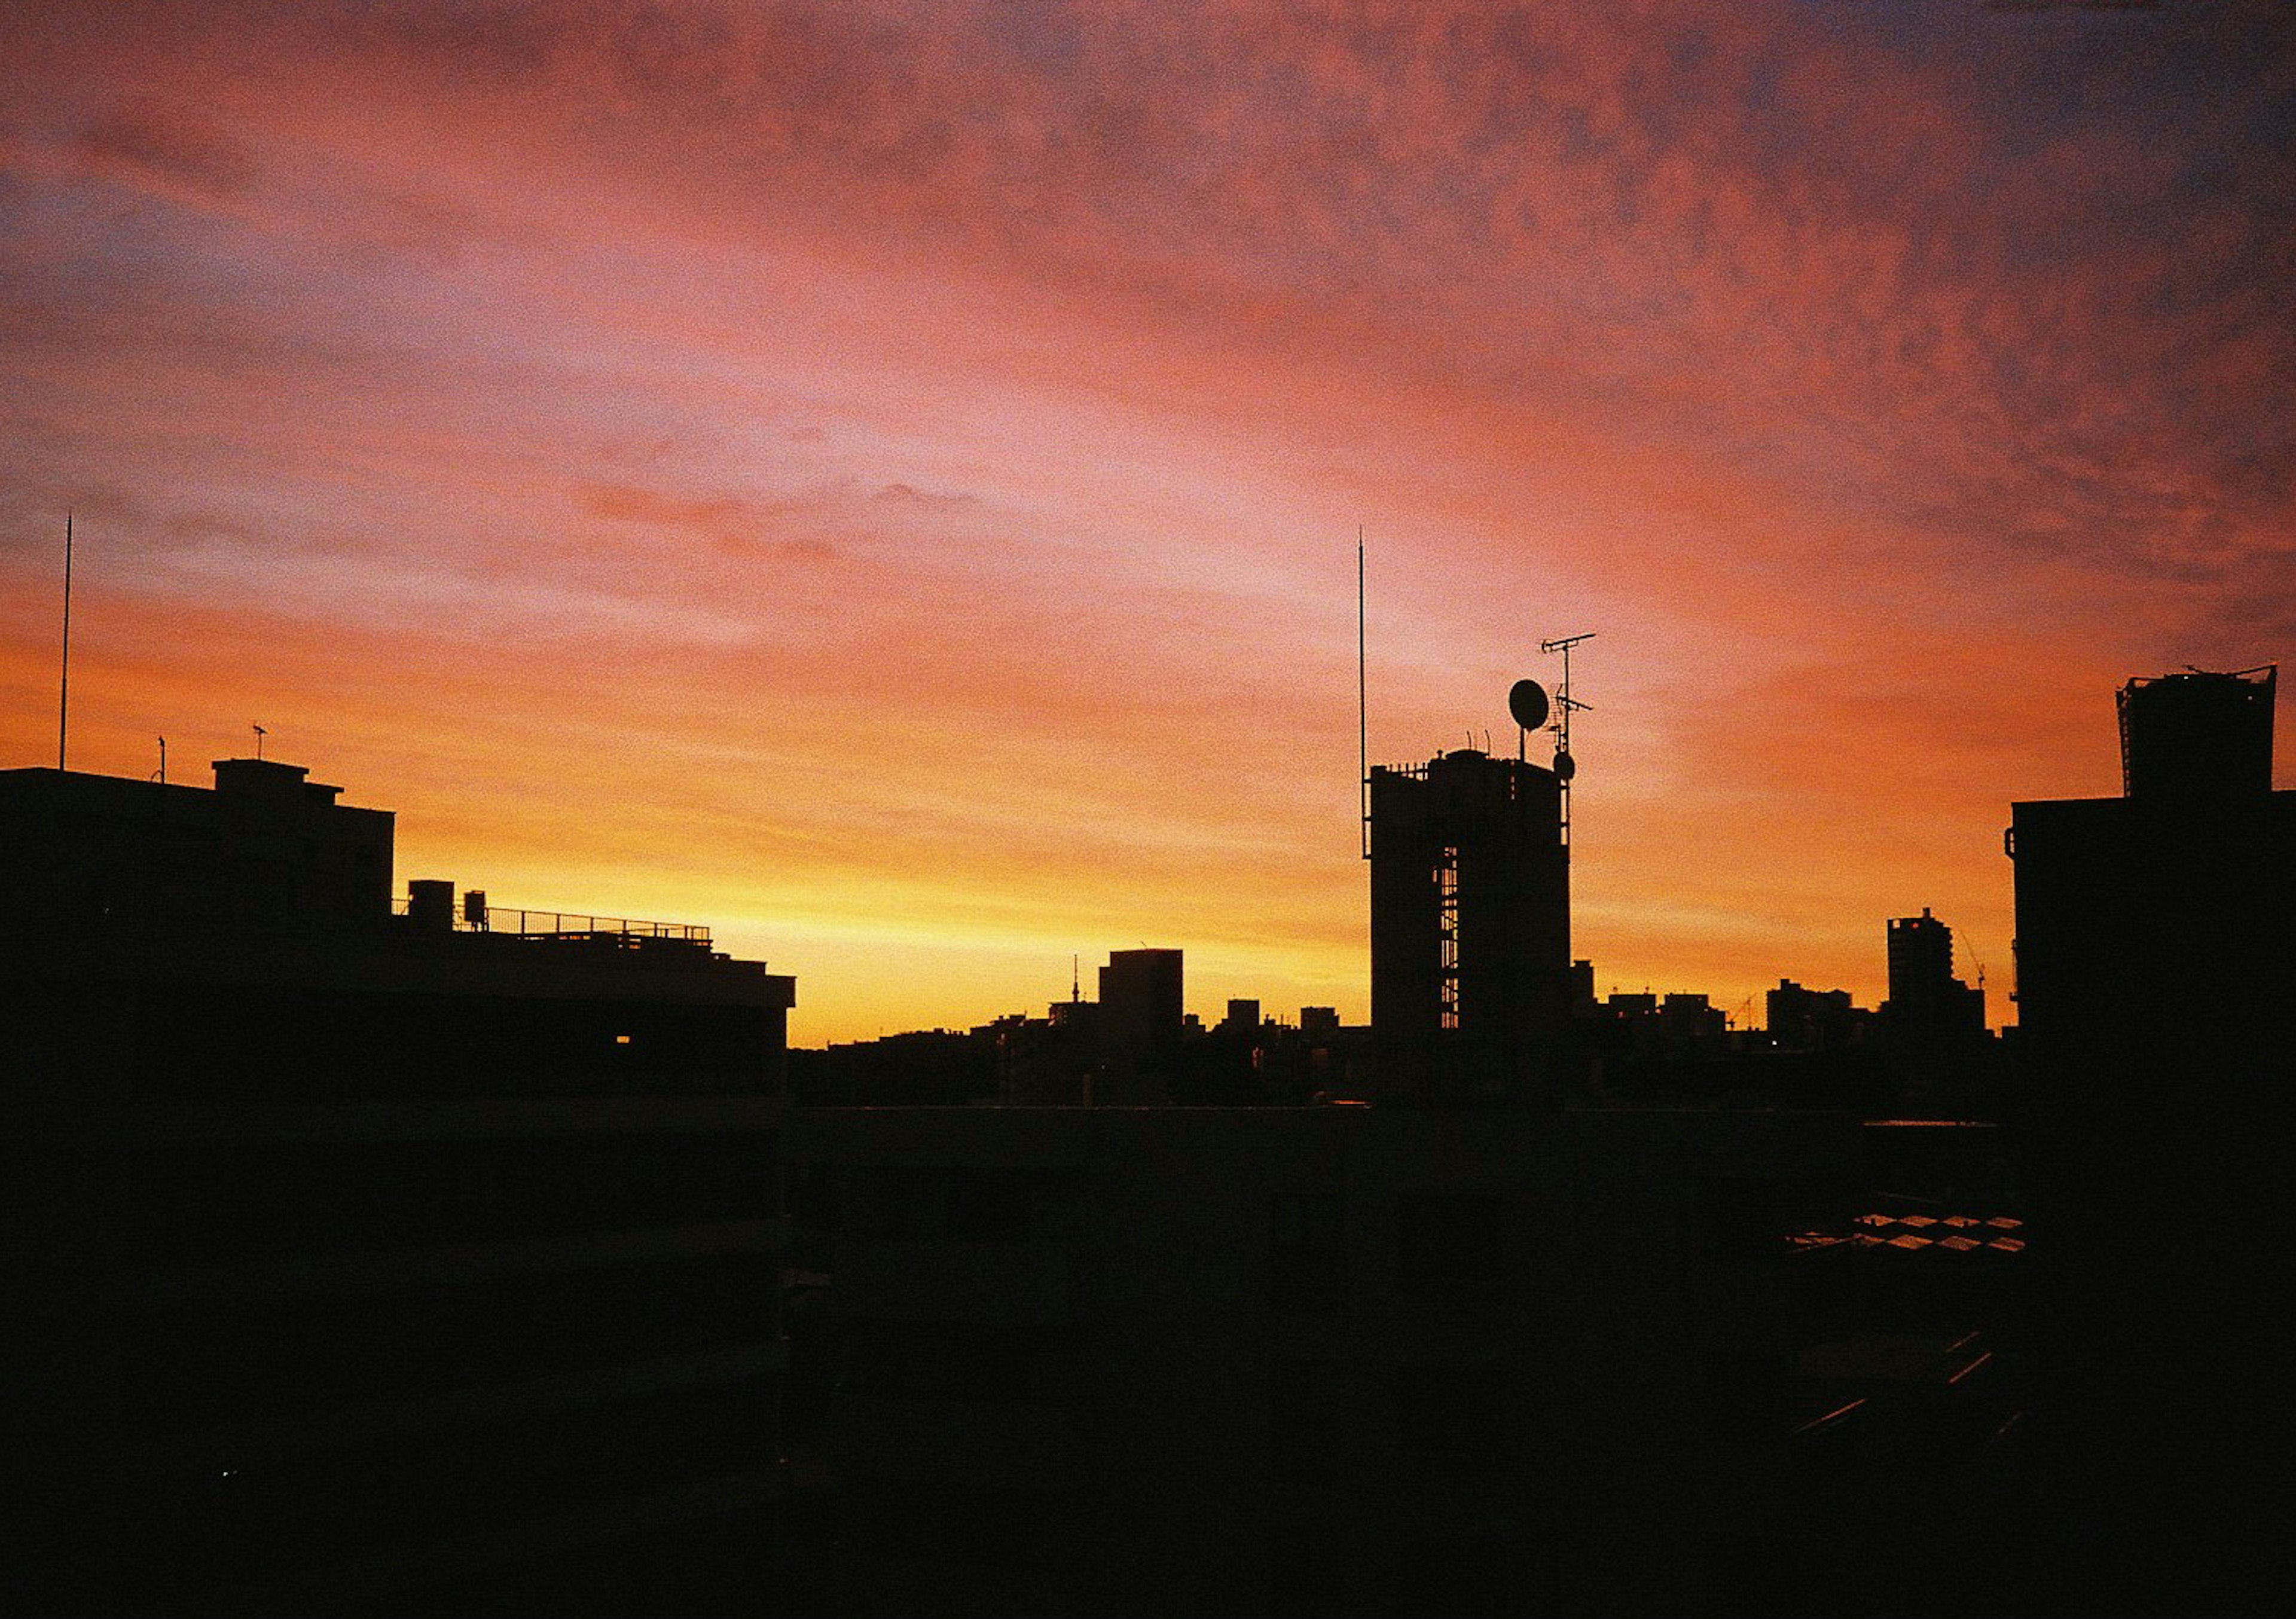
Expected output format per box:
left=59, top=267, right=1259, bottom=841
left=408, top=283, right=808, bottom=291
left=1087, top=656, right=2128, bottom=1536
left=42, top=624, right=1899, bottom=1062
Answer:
left=1, top=759, right=795, bottom=1615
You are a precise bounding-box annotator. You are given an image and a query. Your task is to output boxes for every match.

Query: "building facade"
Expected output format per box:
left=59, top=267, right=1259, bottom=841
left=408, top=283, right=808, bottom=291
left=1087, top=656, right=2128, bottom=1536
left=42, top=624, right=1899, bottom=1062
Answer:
left=1367, top=749, right=1569, bottom=1106
left=2008, top=667, right=2292, bottom=1614
left=2, top=759, right=795, bottom=1615
left=788, top=1105, right=2023, bottom=1617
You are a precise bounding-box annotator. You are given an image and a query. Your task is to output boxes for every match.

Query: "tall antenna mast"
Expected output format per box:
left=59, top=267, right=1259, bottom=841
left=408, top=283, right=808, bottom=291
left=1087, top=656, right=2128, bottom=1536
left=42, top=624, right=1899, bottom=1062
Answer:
left=1540, top=633, right=1595, bottom=848
left=57, top=512, right=72, bottom=771
left=1358, top=528, right=1369, bottom=860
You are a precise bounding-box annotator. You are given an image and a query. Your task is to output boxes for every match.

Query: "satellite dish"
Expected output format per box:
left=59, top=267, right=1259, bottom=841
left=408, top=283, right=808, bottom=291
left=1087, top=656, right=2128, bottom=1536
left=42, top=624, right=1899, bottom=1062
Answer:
left=1552, top=749, right=1577, bottom=782
left=1508, top=679, right=1550, bottom=733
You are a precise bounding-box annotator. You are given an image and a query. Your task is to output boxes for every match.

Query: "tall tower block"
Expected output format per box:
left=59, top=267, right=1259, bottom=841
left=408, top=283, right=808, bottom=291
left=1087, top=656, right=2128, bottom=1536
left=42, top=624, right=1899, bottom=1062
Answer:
left=1369, top=749, right=1570, bottom=1105
left=2009, top=664, right=2294, bottom=1613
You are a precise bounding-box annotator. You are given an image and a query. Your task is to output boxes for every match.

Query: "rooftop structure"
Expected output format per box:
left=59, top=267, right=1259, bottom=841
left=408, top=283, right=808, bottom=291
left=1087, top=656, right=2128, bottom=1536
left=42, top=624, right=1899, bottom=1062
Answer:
left=2115, top=664, right=2276, bottom=798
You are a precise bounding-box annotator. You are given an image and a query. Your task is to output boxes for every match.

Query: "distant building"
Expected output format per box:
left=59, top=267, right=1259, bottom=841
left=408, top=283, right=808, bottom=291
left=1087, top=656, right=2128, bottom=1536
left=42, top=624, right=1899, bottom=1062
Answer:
left=1367, top=749, right=1570, bottom=1105
left=1220, top=997, right=1262, bottom=1034
left=801, top=1027, right=996, bottom=1107
left=1766, top=979, right=1868, bottom=1053
left=1, top=759, right=794, bottom=1615
left=1880, top=908, right=1986, bottom=1046
left=1097, top=948, right=1183, bottom=1103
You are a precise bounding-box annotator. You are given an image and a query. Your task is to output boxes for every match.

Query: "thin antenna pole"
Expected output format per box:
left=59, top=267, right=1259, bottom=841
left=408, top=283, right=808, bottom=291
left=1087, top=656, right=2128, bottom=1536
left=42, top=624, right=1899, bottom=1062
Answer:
left=1357, top=529, right=1369, bottom=860
left=1541, top=633, right=1596, bottom=850
left=58, top=512, right=72, bottom=771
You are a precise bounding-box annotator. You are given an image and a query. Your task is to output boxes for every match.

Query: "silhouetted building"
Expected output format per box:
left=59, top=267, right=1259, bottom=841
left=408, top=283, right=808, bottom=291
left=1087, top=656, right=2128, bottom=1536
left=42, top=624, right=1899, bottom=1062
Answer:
left=2, top=760, right=794, bottom=1615
left=1879, top=908, right=1986, bottom=1047
left=2115, top=664, right=2275, bottom=798
left=1097, top=948, right=1183, bottom=1104
left=800, top=1027, right=997, bottom=1106
left=2010, top=665, right=2294, bottom=1614
left=1568, top=957, right=1596, bottom=1016
left=1367, top=749, right=1569, bottom=1105
left=1887, top=908, right=1950, bottom=1009
left=1589, top=989, right=1725, bottom=1059
left=0, top=756, right=392, bottom=934
left=1766, top=979, right=1869, bottom=1054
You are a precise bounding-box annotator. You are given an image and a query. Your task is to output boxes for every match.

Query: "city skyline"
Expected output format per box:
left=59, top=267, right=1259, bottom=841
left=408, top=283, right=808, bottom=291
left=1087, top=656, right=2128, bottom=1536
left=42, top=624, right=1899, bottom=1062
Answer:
left=4, top=3, right=2289, bottom=1044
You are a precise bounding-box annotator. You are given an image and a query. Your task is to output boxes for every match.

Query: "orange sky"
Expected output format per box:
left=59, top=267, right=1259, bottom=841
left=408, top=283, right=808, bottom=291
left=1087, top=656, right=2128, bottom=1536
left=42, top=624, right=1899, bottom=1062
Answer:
left=4, top=2, right=2289, bottom=1043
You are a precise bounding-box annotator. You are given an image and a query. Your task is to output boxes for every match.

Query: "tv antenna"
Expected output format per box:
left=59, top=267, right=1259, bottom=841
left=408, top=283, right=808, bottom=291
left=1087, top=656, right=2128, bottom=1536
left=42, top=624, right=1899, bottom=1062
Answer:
left=57, top=512, right=73, bottom=771
left=1357, top=527, right=1370, bottom=860
left=253, top=723, right=267, bottom=759
left=1540, top=633, right=1595, bottom=846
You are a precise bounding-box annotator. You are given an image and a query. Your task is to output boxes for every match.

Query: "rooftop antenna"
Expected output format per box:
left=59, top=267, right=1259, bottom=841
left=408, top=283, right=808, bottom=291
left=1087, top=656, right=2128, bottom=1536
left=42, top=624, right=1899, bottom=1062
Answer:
left=1071, top=953, right=1080, bottom=1003
left=253, top=723, right=267, bottom=760
left=1357, top=527, right=1369, bottom=860
left=154, top=736, right=167, bottom=786
left=57, top=511, right=72, bottom=771
left=1540, top=633, right=1596, bottom=848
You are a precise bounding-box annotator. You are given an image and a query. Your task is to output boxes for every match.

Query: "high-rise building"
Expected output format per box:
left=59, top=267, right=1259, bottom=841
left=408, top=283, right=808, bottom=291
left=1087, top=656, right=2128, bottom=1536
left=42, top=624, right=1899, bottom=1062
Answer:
left=1097, top=947, right=1183, bottom=1103
left=2009, top=665, right=2292, bottom=1614
left=1367, top=748, right=1570, bottom=1105
left=2013, top=668, right=2289, bottom=1097
left=1880, top=908, right=1985, bottom=1044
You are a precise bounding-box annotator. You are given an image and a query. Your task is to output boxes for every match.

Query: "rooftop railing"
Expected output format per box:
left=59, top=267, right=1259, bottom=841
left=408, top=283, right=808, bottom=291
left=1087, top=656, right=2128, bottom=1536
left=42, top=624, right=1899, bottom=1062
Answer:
left=392, top=896, right=710, bottom=946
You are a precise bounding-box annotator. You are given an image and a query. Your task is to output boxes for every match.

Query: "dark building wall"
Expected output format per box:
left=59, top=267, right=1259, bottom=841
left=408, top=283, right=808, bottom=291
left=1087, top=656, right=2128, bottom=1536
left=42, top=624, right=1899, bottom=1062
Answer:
left=1096, top=948, right=1182, bottom=1104
left=789, top=1105, right=2011, bottom=1618
left=2009, top=684, right=2296, bottom=1614
left=1878, top=909, right=1986, bottom=1070
left=1766, top=980, right=1864, bottom=1053
left=1368, top=750, right=1568, bottom=1106
left=2011, top=790, right=2296, bottom=1100
left=1, top=763, right=795, bottom=1616
left=0, top=760, right=394, bottom=934
left=1885, top=909, right=1954, bottom=1012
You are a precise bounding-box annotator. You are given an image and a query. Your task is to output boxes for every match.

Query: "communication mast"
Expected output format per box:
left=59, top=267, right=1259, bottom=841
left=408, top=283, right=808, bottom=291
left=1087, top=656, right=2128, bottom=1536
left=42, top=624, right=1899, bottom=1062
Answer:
left=1539, top=633, right=1595, bottom=847
left=57, top=512, right=72, bottom=771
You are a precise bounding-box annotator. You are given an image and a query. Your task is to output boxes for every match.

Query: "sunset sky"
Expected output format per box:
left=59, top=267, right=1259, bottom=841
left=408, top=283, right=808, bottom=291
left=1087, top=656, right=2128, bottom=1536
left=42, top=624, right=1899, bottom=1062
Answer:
left=3, top=2, right=2289, bottom=1044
